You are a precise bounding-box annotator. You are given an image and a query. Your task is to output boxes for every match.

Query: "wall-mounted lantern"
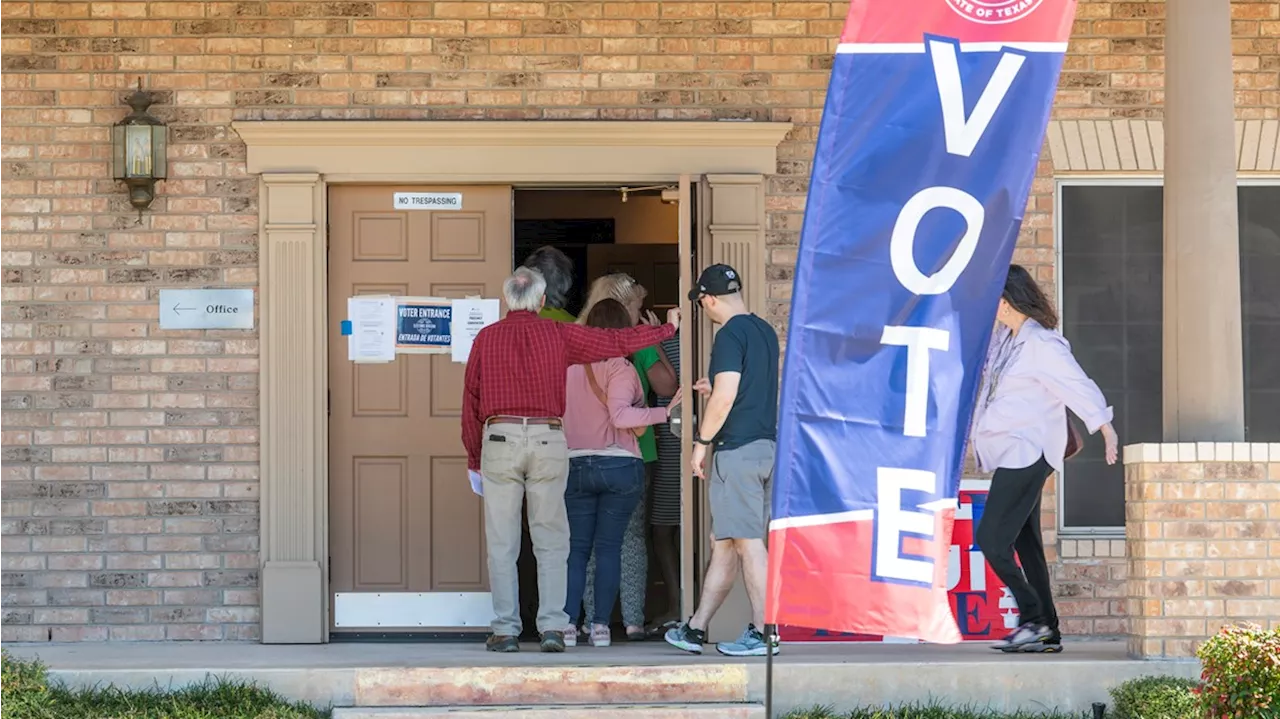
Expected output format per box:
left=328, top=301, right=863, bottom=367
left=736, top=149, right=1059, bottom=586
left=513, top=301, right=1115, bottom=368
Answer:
left=112, top=84, right=167, bottom=212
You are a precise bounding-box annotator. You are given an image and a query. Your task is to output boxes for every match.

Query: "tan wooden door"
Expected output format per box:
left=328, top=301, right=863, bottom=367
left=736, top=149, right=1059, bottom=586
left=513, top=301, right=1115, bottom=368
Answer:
left=328, top=185, right=512, bottom=630
left=586, top=243, right=680, bottom=313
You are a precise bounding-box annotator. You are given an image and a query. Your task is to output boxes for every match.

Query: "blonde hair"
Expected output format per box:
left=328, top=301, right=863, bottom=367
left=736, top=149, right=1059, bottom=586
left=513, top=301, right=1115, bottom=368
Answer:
left=577, top=273, right=647, bottom=325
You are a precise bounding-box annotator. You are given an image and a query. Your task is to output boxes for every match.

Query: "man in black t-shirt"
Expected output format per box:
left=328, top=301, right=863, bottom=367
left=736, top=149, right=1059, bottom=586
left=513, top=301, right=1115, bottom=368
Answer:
left=664, top=264, right=780, bottom=658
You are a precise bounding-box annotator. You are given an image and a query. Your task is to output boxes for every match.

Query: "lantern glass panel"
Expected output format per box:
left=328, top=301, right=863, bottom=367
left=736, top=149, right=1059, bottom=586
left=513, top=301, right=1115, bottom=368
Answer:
left=123, top=125, right=153, bottom=178
left=151, top=126, right=167, bottom=180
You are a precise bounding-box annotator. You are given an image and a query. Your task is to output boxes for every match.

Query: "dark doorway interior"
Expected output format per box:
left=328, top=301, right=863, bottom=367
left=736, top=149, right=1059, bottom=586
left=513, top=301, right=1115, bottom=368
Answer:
left=510, top=188, right=682, bottom=641
left=514, top=218, right=615, bottom=317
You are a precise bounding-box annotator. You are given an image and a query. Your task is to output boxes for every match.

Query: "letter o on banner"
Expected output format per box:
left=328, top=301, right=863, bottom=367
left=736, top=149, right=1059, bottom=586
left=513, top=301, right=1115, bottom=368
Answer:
left=890, top=187, right=985, bottom=296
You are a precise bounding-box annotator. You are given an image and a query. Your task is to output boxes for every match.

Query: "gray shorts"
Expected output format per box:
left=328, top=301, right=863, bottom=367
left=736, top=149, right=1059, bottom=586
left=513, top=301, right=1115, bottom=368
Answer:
left=709, top=439, right=775, bottom=541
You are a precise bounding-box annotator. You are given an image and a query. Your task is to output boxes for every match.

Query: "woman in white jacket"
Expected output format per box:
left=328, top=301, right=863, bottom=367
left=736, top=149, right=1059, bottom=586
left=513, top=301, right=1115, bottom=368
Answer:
left=971, top=265, right=1120, bottom=654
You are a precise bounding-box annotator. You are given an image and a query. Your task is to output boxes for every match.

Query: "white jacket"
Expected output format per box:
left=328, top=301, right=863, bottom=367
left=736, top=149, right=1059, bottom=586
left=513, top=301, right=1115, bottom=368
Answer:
left=971, top=319, right=1113, bottom=474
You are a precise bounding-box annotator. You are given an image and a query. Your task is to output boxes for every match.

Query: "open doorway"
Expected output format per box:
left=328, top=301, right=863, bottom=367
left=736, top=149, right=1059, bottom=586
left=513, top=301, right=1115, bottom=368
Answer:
left=511, top=185, right=686, bottom=640
left=514, top=187, right=681, bottom=315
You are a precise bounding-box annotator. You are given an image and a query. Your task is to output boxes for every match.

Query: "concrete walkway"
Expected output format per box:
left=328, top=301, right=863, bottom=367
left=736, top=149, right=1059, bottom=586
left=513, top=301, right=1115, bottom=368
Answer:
left=6, top=640, right=1200, bottom=715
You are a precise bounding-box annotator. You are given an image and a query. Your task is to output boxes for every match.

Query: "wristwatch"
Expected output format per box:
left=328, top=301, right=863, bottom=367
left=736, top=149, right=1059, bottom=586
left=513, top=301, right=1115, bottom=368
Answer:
left=693, top=435, right=713, bottom=446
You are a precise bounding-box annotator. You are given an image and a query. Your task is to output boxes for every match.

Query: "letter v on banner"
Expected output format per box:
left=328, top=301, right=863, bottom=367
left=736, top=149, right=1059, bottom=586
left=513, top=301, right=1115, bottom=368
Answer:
left=765, top=0, right=1077, bottom=644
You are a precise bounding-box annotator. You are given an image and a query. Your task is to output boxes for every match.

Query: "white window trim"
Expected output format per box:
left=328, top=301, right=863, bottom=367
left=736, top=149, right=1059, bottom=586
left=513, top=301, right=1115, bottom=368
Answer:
left=1053, top=176, right=1280, bottom=537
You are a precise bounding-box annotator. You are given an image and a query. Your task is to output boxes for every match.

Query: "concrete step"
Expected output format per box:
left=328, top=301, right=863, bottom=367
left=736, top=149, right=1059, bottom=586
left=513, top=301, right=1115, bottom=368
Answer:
left=354, top=665, right=751, bottom=707
left=333, top=705, right=765, bottom=719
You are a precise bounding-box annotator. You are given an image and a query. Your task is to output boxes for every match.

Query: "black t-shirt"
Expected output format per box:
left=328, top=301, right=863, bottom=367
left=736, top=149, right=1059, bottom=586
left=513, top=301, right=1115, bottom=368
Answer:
left=706, top=314, right=779, bottom=450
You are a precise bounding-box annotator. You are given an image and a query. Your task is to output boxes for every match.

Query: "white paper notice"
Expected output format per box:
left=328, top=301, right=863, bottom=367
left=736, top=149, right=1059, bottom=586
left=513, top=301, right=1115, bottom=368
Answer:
left=347, top=296, right=396, bottom=363
left=450, top=298, right=500, bottom=363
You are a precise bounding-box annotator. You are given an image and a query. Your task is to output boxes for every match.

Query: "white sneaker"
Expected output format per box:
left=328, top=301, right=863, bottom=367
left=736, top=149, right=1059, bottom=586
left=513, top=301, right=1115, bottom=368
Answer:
left=563, top=624, right=578, bottom=647
left=589, top=624, right=612, bottom=647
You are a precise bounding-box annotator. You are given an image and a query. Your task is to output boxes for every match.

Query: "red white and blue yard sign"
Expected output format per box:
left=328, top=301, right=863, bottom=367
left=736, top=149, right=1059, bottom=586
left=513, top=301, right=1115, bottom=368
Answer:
left=766, top=0, right=1077, bottom=644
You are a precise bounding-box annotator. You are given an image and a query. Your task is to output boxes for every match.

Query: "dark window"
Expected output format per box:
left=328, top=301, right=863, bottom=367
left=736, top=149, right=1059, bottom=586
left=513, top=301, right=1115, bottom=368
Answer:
left=1059, top=184, right=1280, bottom=529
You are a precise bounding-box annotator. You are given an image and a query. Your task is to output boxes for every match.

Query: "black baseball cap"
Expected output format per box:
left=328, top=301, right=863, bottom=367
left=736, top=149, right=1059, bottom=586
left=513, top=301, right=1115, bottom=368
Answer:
left=688, top=264, right=743, bottom=301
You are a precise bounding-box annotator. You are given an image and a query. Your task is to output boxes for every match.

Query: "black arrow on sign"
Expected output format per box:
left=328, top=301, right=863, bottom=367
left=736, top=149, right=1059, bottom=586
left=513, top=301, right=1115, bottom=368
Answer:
left=173, top=304, right=196, bottom=314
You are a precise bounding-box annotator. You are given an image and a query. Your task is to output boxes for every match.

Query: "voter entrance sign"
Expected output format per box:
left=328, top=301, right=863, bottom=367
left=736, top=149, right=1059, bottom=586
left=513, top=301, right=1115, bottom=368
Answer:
left=766, top=0, right=1076, bottom=643
left=345, top=296, right=500, bottom=363
left=395, top=298, right=452, bottom=354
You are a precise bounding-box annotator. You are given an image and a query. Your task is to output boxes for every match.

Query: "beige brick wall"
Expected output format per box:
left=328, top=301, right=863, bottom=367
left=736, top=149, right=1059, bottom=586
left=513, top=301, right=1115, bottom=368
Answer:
left=1124, top=443, right=1280, bottom=658
left=1, top=1, right=1277, bottom=641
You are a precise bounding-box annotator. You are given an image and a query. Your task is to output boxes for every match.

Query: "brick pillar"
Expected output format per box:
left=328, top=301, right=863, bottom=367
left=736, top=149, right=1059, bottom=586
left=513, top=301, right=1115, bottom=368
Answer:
left=1124, top=442, right=1280, bottom=658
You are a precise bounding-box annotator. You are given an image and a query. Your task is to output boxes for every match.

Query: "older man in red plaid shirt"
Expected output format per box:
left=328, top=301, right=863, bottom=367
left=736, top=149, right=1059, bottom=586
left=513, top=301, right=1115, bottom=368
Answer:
left=463, top=266, right=677, bottom=653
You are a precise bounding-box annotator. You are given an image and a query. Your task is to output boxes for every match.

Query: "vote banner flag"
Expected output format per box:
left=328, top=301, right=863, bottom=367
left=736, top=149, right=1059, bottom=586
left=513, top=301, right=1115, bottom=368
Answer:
left=766, top=0, right=1077, bottom=643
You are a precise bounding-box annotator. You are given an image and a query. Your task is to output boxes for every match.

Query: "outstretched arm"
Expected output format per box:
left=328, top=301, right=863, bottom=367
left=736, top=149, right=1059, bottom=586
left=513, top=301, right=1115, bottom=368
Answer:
left=559, top=321, right=676, bottom=366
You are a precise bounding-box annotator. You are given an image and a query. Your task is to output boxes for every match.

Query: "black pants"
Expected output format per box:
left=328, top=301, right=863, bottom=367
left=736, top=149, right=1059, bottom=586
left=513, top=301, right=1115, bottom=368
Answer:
left=975, top=455, right=1058, bottom=634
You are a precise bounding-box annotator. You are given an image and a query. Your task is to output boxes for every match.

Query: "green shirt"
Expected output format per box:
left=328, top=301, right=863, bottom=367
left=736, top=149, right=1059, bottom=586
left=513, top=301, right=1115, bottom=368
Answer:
left=539, top=306, right=576, bottom=323
left=631, top=346, right=661, bottom=463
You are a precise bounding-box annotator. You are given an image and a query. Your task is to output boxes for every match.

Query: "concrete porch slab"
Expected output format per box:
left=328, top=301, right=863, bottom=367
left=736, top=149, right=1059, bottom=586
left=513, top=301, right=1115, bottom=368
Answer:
left=333, top=705, right=766, bottom=719
left=5, top=640, right=1200, bottom=716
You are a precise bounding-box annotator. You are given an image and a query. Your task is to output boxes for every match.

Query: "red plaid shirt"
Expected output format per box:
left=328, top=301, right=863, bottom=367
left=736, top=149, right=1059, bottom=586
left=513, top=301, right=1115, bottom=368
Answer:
left=462, top=310, right=676, bottom=470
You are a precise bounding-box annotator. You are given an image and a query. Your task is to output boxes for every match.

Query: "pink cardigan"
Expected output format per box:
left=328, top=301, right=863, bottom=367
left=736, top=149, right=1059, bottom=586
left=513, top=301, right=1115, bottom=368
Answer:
left=564, top=358, right=667, bottom=457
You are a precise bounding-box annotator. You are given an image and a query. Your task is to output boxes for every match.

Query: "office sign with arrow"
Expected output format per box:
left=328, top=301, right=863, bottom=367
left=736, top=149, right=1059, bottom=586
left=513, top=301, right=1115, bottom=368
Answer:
left=159, top=289, right=255, bottom=330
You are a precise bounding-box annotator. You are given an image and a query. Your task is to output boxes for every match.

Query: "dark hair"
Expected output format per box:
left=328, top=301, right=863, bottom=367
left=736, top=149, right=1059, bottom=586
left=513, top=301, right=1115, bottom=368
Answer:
left=584, top=298, right=633, bottom=330
left=1002, top=264, right=1058, bottom=330
left=523, top=246, right=574, bottom=310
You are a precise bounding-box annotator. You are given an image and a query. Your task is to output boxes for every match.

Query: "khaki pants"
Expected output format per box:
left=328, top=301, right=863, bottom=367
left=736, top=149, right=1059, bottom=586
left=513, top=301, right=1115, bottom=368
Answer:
left=481, top=421, right=570, bottom=636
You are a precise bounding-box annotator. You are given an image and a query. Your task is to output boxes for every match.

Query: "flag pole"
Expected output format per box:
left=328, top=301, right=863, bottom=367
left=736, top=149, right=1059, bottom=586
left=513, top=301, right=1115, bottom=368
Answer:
left=764, top=623, right=777, bottom=718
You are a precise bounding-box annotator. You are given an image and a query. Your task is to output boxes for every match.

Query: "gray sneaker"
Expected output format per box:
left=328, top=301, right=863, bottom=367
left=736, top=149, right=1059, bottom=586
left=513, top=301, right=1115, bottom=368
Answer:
left=716, top=624, right=779, bottom=657
left=993, top=623, right=1051, bottom=651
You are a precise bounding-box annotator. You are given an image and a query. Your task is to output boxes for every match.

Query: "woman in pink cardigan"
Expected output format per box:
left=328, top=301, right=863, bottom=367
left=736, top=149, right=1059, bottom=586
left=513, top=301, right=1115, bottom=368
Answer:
left=561, top=299, right=682, bottom=648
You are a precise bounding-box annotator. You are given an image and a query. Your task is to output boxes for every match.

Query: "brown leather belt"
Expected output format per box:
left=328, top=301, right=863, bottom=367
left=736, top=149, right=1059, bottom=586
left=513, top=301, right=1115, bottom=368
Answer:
left=486, top=415, right=563, bottom=428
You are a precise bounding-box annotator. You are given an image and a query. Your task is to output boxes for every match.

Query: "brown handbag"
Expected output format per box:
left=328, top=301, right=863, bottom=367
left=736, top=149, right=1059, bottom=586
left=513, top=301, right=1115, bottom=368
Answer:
left=584, top=365, right=646, bottom=438
left=1064, top=413, right=1085, bottom=460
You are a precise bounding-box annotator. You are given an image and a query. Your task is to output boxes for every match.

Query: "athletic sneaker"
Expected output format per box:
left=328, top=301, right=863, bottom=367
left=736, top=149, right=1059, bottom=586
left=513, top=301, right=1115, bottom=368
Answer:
left=716, top=624, right=779, bottom=657
left=1011, top=630, right=1063, bottom=653
left=562, top=625, right=578, bottom=648
left=664, top=622, right=706, bottom=654
left=589, top=624, right=612, bottom=648
left=993, top=623, right=1052, bottom=651
left=540, top=630, right=566, bottom=653
left=486, top=635, right=520, bottom=653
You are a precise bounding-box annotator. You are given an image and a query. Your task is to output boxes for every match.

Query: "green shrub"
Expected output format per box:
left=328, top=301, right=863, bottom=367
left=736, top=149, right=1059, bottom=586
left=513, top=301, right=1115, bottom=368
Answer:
left=1, top=650, right=329, bottom=719
left=1109, top=675, right=1200, bottom=719
left=1, top=650, right=55, bottom=717
left=1196, top=623, right=1280, bottom=719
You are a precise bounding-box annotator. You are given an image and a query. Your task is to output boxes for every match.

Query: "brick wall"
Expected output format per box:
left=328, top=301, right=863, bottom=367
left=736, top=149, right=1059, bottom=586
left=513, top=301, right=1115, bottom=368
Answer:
left=1, top=1, right=1277, bottom=641
left=1125, top=443, right=1280, bottom=658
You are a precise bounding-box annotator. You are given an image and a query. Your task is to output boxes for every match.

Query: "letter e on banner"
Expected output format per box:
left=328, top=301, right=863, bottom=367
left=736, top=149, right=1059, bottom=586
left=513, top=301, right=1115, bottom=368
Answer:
left=873, top=467, right=938, bottom=586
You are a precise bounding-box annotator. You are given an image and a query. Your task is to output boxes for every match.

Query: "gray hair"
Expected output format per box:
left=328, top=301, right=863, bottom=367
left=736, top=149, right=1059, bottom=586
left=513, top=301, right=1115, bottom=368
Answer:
left=522, top=246, right=574, bottom=310
left=503, top=267, right=547, bottom=312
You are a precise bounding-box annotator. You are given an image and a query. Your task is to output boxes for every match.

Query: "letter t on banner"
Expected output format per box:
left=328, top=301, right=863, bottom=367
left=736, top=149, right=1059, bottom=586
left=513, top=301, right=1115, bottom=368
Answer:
left=765, top=0, right=1077, bottom=643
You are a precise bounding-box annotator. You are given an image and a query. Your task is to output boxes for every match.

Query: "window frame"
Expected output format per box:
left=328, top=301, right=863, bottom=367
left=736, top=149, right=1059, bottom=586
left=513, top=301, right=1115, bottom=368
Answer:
left=1052, top=176, right=1280, bottom=536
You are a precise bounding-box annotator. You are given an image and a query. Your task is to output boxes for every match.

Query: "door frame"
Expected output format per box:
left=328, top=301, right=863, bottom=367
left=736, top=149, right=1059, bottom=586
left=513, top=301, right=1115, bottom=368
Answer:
left=234, top=120, right=792, bottom=643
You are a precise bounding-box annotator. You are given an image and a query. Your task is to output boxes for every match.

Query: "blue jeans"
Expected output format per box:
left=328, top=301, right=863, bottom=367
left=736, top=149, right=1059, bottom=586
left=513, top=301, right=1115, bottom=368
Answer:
left=563, top=455, right=644, bottom=626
